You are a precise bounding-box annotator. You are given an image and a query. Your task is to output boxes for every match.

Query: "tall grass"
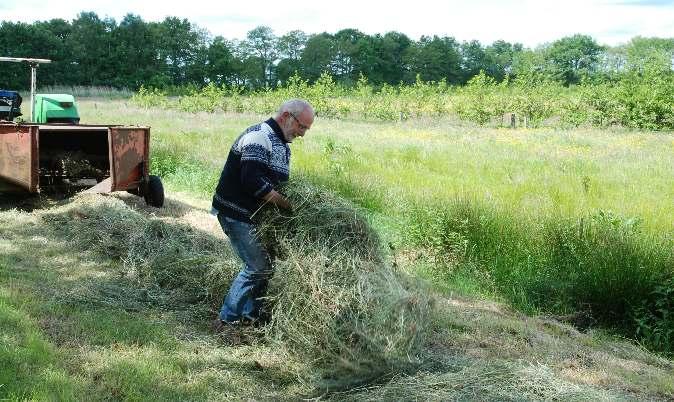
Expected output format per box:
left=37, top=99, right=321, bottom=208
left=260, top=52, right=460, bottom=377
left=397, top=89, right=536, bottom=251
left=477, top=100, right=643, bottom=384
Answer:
left=406, top=199, right=674, bottom=353
left=37, top=85, right=133, bottom=98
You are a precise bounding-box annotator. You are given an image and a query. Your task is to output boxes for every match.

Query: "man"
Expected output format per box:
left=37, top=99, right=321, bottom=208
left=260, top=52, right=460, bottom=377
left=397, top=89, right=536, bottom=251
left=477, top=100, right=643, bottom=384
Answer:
left=212, top=99, right=314, bottom=330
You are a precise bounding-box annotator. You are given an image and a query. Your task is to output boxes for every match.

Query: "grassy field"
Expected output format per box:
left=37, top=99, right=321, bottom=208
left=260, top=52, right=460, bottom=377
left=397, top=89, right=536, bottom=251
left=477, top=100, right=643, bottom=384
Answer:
left=85, top=99, right=674, bottom=319
left=81, top=100, right=674, bottom=231
left=1, top=99, right=673, bottom=400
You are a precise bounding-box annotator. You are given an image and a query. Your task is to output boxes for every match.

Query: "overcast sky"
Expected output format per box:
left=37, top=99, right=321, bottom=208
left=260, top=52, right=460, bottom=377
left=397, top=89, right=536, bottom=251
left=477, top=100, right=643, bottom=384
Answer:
left=2, top=0, right=674, bottom=47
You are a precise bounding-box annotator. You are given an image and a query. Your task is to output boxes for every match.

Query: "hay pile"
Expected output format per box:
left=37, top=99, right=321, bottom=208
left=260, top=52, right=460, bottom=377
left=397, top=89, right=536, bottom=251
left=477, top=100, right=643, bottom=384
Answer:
left=40, top=196, right=237, bottom=312
left=39, top=180, right=431, bottom=389
left=255, top=180, right=431, bottom=388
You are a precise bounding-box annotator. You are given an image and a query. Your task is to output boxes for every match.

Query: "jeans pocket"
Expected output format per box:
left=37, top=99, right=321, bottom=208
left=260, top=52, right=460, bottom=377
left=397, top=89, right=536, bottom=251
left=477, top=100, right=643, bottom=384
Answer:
left=217, top=214, right=232, bottom=236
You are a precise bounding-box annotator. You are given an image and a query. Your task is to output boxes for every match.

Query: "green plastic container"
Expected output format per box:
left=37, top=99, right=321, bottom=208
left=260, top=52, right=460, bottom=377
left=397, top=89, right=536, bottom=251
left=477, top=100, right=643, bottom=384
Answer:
left=34, top=94, right=80, bottom=124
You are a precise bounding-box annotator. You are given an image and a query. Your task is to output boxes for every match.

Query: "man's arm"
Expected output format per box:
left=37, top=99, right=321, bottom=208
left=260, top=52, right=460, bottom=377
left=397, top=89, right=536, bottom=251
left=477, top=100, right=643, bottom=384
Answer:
left=262, top=189, right=291, bottom=210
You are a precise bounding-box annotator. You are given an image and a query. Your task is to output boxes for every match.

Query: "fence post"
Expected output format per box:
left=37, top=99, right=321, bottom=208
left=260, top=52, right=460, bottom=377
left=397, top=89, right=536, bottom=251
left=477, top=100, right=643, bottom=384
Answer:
left=503, top=112, right=517, bottom=128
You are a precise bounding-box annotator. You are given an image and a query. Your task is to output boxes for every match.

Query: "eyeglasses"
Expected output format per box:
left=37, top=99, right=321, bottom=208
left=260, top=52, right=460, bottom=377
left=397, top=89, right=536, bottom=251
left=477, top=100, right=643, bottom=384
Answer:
left=289, top=112, right=309, bottom=130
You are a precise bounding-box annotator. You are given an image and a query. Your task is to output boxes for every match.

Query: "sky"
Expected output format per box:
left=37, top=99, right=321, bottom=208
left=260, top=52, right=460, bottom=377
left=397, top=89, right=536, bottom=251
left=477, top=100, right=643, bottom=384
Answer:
left=2, top=0, right=674, bottom=48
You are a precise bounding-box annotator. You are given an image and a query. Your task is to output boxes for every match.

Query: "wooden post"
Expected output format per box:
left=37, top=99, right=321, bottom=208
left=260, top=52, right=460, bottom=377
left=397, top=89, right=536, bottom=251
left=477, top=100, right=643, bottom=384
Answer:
left=503, top=112, right=516, bottom=128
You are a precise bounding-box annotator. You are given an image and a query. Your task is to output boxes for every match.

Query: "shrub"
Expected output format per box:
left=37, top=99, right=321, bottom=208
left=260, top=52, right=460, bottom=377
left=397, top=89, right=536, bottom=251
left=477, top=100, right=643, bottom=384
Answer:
left=130, top=85, right=169, bottom=108
left=633, top=277, right=674, bottom=356
left=614, top=68, right=674, bottom=130
left=177, top=82, right=227, bottom=113
left=130, top=71, right=674, bottom=129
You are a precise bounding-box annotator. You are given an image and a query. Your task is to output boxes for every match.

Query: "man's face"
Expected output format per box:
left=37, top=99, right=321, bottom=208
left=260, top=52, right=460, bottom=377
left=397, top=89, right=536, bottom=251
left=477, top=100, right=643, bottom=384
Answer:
left=283, top=110, right=313, bottom=143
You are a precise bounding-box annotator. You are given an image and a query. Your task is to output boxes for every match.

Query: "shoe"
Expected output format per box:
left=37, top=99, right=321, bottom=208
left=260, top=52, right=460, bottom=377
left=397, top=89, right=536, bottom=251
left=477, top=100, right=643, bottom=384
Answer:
left=211, top=318, right=246, bottom=346
left=212, top=318, right=243, bottom=332
left=212, top=318, right=225, bottom=333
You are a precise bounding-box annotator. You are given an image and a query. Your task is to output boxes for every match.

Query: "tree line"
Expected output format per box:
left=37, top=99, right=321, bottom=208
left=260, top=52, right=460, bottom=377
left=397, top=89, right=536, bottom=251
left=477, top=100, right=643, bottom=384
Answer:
left=1, top=12, right=673, bottom=91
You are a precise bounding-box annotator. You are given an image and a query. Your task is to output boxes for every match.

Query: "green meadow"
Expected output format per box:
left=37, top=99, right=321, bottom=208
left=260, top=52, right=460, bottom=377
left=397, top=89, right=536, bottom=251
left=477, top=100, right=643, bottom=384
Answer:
left=1, top=98, right=672, bottom=400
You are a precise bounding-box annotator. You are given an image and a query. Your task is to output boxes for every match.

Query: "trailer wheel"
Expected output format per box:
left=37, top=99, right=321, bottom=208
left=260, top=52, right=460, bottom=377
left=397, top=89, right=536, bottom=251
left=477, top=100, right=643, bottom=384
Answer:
left=144, top=175, right=164, bottom=208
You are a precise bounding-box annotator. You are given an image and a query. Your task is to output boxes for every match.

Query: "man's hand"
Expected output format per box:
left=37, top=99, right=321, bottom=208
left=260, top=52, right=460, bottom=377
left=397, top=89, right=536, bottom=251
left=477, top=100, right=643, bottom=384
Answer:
left=262, top=189, right=292, bottom=210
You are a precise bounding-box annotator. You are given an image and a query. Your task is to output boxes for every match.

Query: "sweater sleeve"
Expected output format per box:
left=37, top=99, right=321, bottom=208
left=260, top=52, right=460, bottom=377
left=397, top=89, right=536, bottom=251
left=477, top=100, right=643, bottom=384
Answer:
left=239, top=143, right=273, bottom=198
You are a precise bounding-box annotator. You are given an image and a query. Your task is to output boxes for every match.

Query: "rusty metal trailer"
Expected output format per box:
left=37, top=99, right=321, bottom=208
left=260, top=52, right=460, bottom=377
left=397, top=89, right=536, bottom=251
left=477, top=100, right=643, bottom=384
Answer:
left=0, top=122, right=164, bottom=207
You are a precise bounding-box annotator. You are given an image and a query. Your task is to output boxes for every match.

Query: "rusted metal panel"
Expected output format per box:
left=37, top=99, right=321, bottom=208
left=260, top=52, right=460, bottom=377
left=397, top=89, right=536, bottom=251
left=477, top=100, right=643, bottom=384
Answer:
left=108, top=127, right=149, bottom=191
left=37, top=124, right=119, bottom=131
left=0, top=124, right=38, bottom=192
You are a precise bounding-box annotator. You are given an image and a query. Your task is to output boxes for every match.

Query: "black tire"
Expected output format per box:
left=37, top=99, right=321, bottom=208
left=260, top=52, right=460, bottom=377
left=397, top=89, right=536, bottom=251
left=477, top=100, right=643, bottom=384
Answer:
left=144, top=175, right=164, bottom=208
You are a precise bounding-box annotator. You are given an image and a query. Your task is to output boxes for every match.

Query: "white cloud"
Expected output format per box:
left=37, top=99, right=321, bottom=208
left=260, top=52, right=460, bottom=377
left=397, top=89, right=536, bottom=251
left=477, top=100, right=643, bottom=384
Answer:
left=2, top=0, right=673, bottom=46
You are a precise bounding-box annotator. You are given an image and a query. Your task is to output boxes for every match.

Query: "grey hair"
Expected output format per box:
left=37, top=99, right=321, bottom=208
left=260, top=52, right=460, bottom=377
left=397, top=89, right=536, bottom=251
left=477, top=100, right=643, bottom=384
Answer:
left=276, top=99, right=314, bottom=118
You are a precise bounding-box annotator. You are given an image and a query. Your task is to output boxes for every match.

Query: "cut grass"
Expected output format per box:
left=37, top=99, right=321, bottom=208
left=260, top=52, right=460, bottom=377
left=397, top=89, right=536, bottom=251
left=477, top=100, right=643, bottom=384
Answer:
left=0, top=200, right=310, bottom=400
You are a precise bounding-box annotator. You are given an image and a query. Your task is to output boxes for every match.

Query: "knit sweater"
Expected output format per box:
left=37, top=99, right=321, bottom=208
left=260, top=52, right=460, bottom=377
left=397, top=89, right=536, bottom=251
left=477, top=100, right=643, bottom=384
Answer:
left=212, top=118, right=290, bottom=223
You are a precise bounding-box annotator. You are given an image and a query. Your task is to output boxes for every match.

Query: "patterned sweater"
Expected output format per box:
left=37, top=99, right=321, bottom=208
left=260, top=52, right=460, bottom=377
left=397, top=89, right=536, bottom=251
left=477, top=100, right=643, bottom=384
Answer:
left=212, top=118, right=290, bottom=223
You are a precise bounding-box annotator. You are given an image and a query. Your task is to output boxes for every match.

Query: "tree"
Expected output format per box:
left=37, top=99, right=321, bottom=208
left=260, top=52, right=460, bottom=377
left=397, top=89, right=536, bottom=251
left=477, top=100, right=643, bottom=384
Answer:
left=154, top=17, right=208, bottom=86
left=242, top=26, right=277, bottom=87
left=484, top=40, right=523, bottom=81
left=206, top=36, right=236, bottom=86
left=544, top=34, right=604, bottom=85
left=405, top=35, right=461, bottom=84
left=460, top=40, right=488, bottom=83
left=331, top=28, right=366, bottom=85
left=277, top=30, right=307, bottom=61
left=111, top=14, right=161, bottom=88
left=276, top=30, right=307, bottom=84
left=0, top=22, right=32, bottom=88
left=379, top=31, right=412, bottom=84
left=31, top=19, right=75, bottom=86
left=352, top=34, right=385, bottom=85
left=624, top=36, right=674, bottom=73
left=300, top=33, right=335, bottom=82
left=511, top=48, right=551, bottom=85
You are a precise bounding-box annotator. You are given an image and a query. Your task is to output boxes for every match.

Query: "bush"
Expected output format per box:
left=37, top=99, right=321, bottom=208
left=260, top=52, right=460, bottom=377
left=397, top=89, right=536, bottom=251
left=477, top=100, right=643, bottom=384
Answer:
left=130, top=85, right=169, bottom=108
left=614, top=68, right=674, bottom=130
left=177, top=82, right=227, bottom=113
left=130, top=70, right=673, bottom=129
left=633, top=277, right=674, bottom=356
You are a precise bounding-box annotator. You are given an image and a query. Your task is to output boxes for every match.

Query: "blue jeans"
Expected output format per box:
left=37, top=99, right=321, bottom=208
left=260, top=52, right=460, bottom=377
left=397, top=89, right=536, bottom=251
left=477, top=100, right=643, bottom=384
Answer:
left=217, top=214, right=272, bottom=323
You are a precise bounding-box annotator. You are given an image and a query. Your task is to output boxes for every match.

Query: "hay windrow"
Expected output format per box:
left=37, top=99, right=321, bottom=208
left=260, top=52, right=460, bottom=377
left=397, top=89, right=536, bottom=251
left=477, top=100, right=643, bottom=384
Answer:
left=39, top=195, right=237, bottom=309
